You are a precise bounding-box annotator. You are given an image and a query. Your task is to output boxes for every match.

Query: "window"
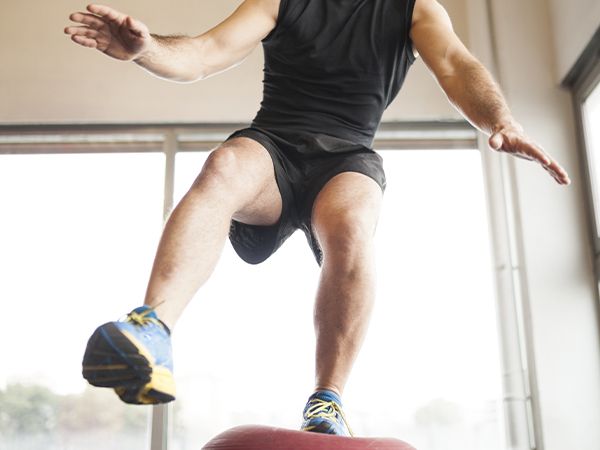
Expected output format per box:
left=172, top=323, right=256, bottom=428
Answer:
left=0, top=124, right=517, bottom=450
left=569, top=35, right=600, bottom=284
left=0, top=152, right=165, bottom=450
left=171, top=148, right=504, bottom=450
left=581, top=78, right=600, bottom=236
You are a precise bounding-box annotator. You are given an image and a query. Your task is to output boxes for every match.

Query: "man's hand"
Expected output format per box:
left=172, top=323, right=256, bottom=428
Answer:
left=489, top=125, right=571, bottom=185
left=64, top=1, right=279, bottom=82
left=64, top=4, right=151, bottom=61
left=411, top=0, right=571, bottom=186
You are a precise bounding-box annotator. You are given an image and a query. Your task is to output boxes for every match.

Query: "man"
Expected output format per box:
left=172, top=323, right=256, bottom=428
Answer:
left=65, top=0, right=570, bottom=437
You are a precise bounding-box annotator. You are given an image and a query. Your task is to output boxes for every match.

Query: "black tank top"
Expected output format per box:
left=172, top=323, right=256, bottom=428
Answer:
left=250, top=0, right=417, bottom=153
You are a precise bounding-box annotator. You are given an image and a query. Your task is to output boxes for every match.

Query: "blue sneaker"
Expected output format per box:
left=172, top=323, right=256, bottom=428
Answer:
left=82, top=306, right=175, bottom=404
left=301, top=390, right=353, bottom=436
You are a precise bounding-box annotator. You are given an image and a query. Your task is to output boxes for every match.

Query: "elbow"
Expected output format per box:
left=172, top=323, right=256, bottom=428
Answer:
left=196, top=70, right=211, bottom=81
left=183, top=74, right=206, bottom=83
left=173, top=69, right=208, bottom=83
left=192, top=65, right=211, bottom=81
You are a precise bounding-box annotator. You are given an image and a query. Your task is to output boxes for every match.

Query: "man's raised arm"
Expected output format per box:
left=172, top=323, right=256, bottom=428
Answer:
left=410, top=0, right=570, bottom=185
left=64, top=1, right=279, bottom=82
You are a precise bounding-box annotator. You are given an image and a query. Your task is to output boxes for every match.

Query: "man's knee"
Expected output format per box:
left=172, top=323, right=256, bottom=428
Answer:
left=185, top=139, right=282, bottom=224
left=193, top=146, right=242, bottom=191
left=312, top=175, right=381, bottom=263
left=314, top=211, right=377, bottom=262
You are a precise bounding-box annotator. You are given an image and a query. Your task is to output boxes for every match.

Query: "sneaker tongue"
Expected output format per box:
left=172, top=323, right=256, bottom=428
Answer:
left=311, top=389, right=343, bottom=406
left=132, top=305, right=158, bottom=319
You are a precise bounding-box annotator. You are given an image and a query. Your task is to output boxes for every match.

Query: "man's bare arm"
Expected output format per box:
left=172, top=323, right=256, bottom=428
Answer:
left=65, top=1, right=279, bottom=82
left=410, top=0, right=570, bottom=185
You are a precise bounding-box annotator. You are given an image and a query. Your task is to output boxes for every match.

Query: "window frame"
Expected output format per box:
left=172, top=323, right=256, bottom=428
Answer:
left=571, top=58, right=600, bottom=280
left=561, top=24, right=600, bottom=273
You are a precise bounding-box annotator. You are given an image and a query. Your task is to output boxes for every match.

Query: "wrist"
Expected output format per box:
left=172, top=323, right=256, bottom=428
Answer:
left=491, top=119, right=523, bottom=135
left=133, top=34, right=157, bottom=64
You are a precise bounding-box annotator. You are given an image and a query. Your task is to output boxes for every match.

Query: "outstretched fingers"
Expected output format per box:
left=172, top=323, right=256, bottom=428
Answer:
left=515, top=138, right=550, bottom=166
left=490, top=130, right=571, bottom=185
left=514, top=140, right=570, bottom=185
left=65, top=11, right=106, bottom=48
left=86, top=3, right=126, bottom=23
left=71, top=34, right=98, bottom=48
left=64, top=25, right=100, bottom=39
left=69, top=12, right=105, bottom=28
left=543, top=158, right=571, bottom=185
left=64, top=24, right=102, bottom=49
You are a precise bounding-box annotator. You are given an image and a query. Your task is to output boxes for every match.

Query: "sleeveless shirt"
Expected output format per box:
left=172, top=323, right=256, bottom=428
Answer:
left=250, top=0, right=417, bottom=153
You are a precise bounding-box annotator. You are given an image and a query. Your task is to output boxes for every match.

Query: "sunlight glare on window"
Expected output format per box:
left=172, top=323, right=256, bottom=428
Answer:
left=168, top=149, right=504, bottom=450
left=0, top=153, right=165, bottom=450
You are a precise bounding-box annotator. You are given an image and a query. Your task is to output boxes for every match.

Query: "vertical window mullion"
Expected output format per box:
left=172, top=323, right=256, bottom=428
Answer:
left=478, top=135, right=540, bottom=450
left=163, top=130, right=178, bottom=221
left=149, top=130, right=178, bottom=450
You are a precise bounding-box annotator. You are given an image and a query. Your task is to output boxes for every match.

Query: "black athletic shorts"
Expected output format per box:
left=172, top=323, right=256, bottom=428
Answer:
left=225, top=126, right=386, bottom=266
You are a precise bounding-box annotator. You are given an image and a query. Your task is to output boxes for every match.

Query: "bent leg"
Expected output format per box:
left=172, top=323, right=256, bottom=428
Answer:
left=145, top=136, right=282, bottom=329
left=311, top=172, right=383, bottom=396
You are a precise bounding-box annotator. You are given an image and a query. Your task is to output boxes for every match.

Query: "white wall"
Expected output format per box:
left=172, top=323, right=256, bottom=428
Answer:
left=465, top=0, right=600, bottom=449
left=547, top=0, right=600, bottom=82
left=0, top=0, right=468, bottom=124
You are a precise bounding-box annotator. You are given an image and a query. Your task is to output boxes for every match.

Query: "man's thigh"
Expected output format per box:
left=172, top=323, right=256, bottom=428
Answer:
left=207, top=136, right=283, bottom=226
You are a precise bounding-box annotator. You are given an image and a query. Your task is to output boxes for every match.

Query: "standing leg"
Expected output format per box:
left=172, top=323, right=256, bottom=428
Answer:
left=311, top=172, right=382, bottom=395
left=301, top=171, right=382, bottom=434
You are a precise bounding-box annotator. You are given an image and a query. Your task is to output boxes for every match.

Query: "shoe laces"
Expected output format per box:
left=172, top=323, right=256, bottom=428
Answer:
left=124, top=306, right=161, bottom=327
left=304, top=398, right=354, bottom=436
